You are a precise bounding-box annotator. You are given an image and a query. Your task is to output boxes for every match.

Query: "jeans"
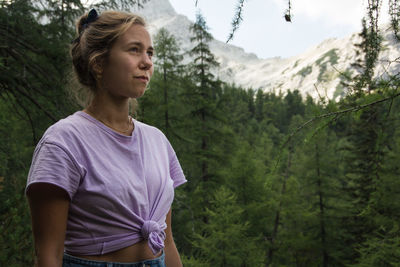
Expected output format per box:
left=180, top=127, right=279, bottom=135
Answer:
left=62, top=251, right=166, bottom=267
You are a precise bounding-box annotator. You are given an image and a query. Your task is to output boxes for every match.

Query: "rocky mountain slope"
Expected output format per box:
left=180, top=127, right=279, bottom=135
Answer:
left=134, top=0, right=400, bottom=100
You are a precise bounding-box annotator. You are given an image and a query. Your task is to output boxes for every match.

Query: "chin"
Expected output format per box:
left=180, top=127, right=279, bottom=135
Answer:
left=131, top=89, right=146, bottom=99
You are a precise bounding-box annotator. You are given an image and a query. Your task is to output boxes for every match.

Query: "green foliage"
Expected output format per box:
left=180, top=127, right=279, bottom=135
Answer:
left=352, top=110, right=400, bottom=266
left=151, top=28, right=183, bottom=138
left=349, top=18, right=383, bottom=94
left=193, top=187, right=264, bottom=266
left=0, top=98, right=37, bottom=266
left=334, top=69, right=354, bottom=99
left=154, top=28, right=183, bottom=71
left=184, top=10, right=226, bottom=192
left=0, top=193, right=33, bottom=266
left=2, top=1, right=400, bottom=266
left=180, top=254, right=208, bottom=266
left=189, top=12, right=219, bottom=85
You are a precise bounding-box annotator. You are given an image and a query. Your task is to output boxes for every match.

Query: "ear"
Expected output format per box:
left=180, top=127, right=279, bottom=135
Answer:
left=93, top=62, right=103, bottom=75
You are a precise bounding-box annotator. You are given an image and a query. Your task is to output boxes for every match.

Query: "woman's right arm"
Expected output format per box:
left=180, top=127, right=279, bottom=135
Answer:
left=27, top=183, right=70, bottom=267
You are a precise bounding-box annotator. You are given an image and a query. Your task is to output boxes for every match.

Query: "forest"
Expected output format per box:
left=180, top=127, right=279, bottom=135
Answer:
left=1, top=0, right=400, bottom=266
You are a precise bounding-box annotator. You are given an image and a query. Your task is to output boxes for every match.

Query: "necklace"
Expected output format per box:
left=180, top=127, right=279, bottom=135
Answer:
left=98, top=115, right=133, bottom=134
left=86, top=110, right=133, bottom=134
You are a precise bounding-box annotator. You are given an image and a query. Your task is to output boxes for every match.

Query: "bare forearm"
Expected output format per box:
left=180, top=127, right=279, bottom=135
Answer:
left=164, top=208, right=182, bottom=267
left=28, top=184, right=69, bottom=267
left=34, top=244, right=65, bottom=267
left=34, top=255, right=63, bottom=267
left=164, top=240, right=182, bottom=267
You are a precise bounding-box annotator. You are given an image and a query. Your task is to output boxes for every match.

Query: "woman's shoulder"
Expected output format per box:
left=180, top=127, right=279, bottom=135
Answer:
left=134, top=120, right=172, bottom=149
left=40, top=111, right=89, bottom=146
left=134, top=120, right=166, bottom=138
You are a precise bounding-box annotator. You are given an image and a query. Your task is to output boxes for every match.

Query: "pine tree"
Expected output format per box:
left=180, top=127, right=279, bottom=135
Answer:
left=266, top=142, right=294, bottom=266
left=352, top=95, right=400, bottom=266
left=255, top=89, right=265, bottom=122
left=152, top=28, right=183, bottom=138
left=186, top=11, right=222, bottom=191
left=341, top=98, right=389, bottom=264
left=291, top=120, right=348, bottom=266
left=193, top=186, right=264, bottom=266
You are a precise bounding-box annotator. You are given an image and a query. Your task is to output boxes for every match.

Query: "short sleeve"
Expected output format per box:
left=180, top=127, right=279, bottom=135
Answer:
left=26, top=142, right=82, bottom=200
left=166, top=141, right=187, bottom=188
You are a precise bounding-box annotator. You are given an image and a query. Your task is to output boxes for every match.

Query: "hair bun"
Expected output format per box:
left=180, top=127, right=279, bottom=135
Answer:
left=77, top=15, right=87, bottom=35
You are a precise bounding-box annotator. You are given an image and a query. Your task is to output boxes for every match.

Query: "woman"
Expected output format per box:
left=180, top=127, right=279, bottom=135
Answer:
left=26, top=9, right=186, bottom=267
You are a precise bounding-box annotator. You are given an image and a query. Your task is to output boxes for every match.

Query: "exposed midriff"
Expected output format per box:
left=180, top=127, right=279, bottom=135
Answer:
left=69, top=240, right=162, bottom=263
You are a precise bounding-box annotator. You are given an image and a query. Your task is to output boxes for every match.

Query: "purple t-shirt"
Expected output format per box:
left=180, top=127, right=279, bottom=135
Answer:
left=26, top=111, right=187, bottom=256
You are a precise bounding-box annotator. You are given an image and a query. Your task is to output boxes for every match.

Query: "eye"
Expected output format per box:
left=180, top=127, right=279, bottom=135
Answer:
left=147, top=50, right=153, bottom=58
left=129, top=47, right=139, bottom=53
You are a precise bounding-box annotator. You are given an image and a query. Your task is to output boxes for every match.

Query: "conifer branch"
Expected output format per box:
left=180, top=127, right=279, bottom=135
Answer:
left=284, top=0, right=292, bottom=22
left=389, top=0, right=400, bottom=40
left=12, top=84, right=58, bottom=122
left=6, top=90, right=38, bottom=144
left=226, top=0, right=245, bottom=43
left=282, top=90, right=400, bottom=148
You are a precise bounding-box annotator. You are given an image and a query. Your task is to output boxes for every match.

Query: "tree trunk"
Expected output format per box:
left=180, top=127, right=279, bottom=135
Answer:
left=315, top=143, right=328, bottom=267
left=163, top=65, right=169, bottom=138
left=266, top=144, right=292, bottom=267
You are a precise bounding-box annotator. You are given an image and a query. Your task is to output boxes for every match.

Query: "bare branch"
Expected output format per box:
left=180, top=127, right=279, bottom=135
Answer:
left=6, top=90, right=38, bottom=144
left=11, top=83, right=58, bottom=122
left=313, top=84, right=326, bottom=104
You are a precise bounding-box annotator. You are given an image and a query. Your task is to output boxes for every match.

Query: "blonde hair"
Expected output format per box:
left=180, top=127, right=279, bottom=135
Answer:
left=69, top=10, right=146, bottom=107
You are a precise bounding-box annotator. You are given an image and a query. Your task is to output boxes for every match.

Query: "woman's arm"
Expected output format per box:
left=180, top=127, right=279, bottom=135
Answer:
left=164, top=207, right=183, bottom=267
left=27, top=183, right=70, bottom=267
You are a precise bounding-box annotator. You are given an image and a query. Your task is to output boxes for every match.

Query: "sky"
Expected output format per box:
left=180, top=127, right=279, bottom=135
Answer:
left=169, top=0, right=391, bottom=59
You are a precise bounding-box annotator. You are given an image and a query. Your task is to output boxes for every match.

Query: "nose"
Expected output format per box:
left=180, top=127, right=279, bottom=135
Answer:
left=139, top=53, right=153, bottom=70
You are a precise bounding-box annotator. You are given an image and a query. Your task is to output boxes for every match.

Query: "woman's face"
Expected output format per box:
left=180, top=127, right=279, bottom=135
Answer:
left=100, top=24, right=154, bottom=99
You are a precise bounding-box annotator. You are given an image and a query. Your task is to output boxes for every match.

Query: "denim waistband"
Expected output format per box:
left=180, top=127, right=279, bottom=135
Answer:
left=63, top=251, right=165, bottom=267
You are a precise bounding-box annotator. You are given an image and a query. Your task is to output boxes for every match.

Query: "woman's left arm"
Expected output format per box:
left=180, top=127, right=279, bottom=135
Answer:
left=164, top=207, right=183, bottom=267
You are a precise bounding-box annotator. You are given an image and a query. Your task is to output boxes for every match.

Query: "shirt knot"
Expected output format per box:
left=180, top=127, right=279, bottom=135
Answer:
left=141, top=220, right=165, bottom=255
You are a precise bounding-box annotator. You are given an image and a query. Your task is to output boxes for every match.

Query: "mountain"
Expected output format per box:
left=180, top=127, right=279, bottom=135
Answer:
left=134, top=0, right=400, bottom=100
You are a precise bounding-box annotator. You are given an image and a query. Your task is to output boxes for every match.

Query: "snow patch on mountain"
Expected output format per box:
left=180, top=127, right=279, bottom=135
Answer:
left=135, top=0, right=400, bottom=100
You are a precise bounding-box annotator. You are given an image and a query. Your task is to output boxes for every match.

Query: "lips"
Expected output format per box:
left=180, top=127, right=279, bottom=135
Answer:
left=134, top=75, right=149, bottom=83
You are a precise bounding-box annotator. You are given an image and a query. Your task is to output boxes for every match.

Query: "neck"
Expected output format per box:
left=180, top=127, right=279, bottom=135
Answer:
left=84, top=91, right=133, bottom=135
